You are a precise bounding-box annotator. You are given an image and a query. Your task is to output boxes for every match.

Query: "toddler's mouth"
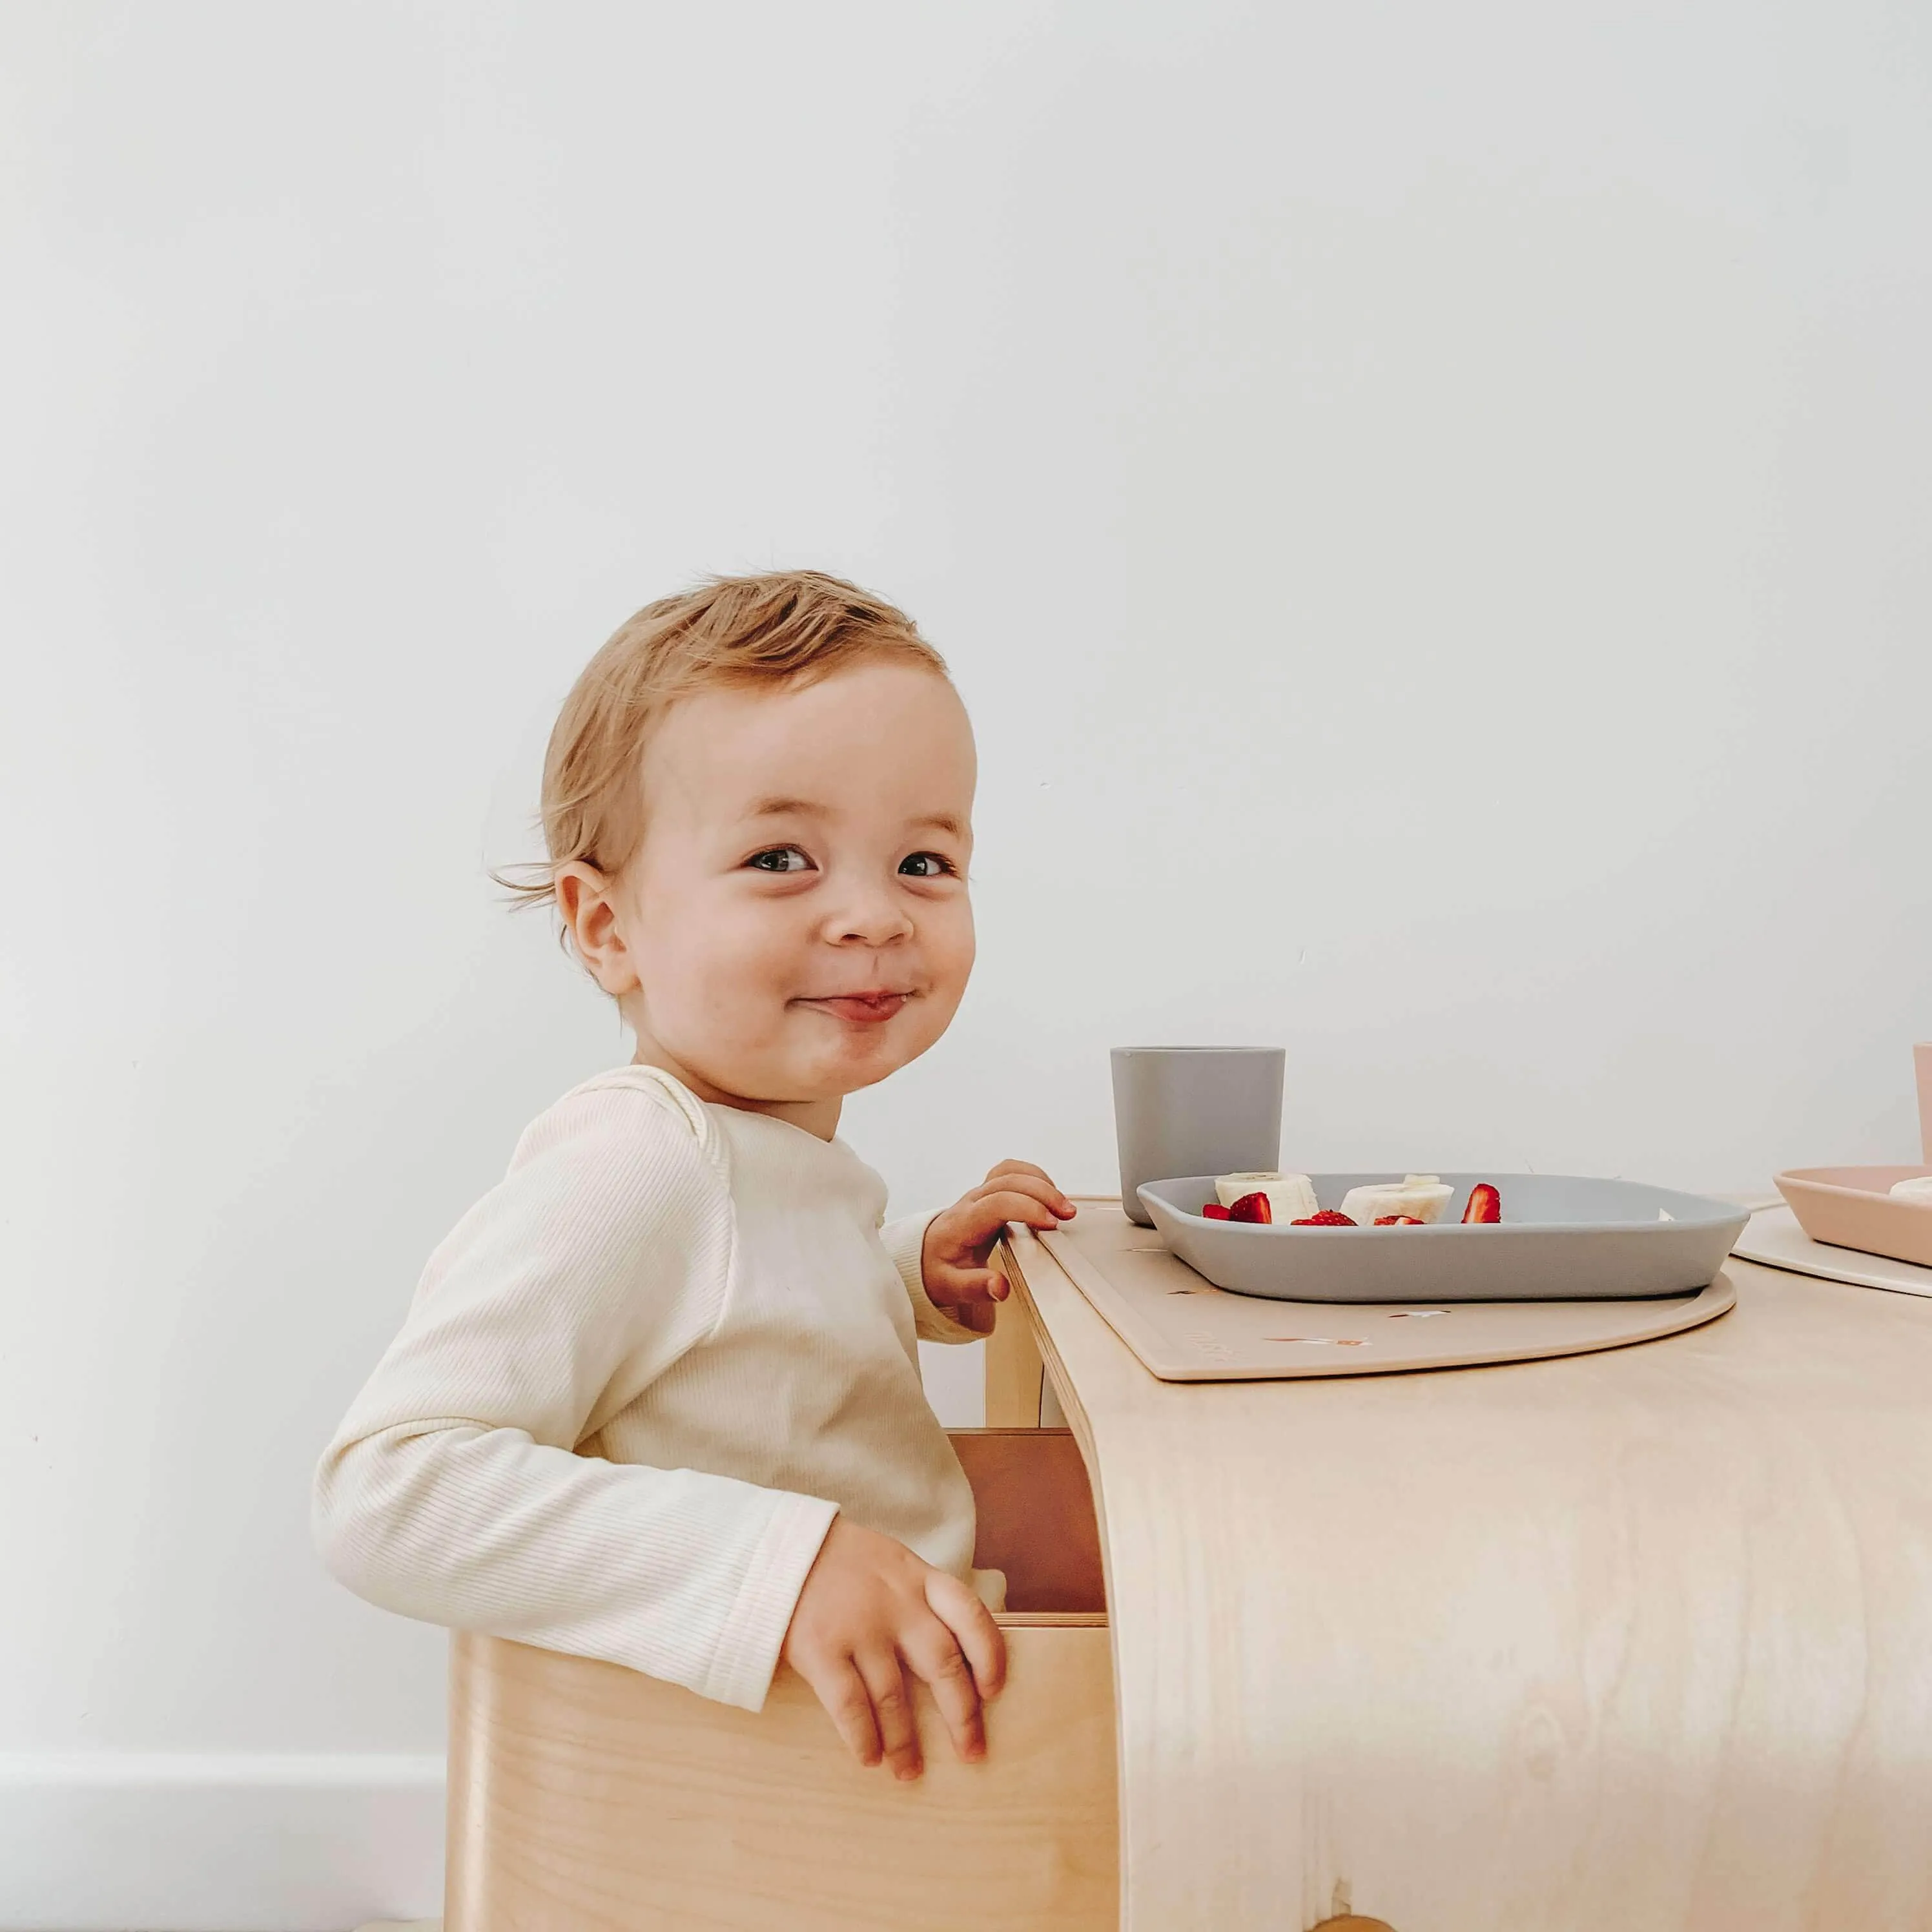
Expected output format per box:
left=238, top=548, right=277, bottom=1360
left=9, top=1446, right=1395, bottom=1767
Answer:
left=799, top=989, right=913, bottom=1026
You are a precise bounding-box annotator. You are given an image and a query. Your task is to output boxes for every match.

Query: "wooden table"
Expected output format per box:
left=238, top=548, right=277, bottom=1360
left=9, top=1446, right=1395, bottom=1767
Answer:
left=991, top=1211, right=1932, bottom=1932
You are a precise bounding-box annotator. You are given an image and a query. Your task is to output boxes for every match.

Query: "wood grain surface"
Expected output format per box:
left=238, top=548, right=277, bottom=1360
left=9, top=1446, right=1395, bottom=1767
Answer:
left=445, top=1429, right=1116, bottom=1932
left=1002, top=1220, right=1932, bottom=1932
left=446, top=1625, right=1116, bottom=1931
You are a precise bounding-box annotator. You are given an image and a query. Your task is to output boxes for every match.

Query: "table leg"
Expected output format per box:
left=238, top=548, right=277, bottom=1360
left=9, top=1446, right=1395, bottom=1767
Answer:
left=985, top=1237, right=1048, bottom=1426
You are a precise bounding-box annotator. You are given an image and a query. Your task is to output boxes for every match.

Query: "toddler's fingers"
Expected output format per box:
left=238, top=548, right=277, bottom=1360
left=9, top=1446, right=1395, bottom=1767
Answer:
left=805, top=1654, right=884, bottom=1769
left=980, top=1162, right=1077, bottom=1217
left=856, top=1645, right=924, bottom=1782
left=981, top=1158, right=1060, bottom=1189
left=974, top=1170, right=1073, bottom=1214
left=930, top=1263, right=1008, bottom=1305
left=900, top=1617, right=986, bottom=1763
left=940, top=1297, right=998, bottom=1335
left=925, top=1570, right=1007, bottom=1702
left=973, top=1175, right=1082, bottom=1220
left=965, top=1187, right=1069, bottom=1235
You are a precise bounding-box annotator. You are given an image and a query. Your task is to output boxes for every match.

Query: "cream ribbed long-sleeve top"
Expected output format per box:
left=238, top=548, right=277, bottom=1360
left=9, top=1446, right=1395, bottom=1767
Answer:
left=312, top=1064, right=980, bottom=1712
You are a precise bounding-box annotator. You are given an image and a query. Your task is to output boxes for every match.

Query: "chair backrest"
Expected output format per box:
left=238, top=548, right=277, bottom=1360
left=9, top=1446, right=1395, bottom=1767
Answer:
left=444, top=1426, right=1116, bottom=1931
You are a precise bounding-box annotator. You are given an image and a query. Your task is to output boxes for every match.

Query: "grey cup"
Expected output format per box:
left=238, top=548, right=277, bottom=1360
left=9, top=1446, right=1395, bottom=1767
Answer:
left=1111, top=1046, right=1285, bottom=1226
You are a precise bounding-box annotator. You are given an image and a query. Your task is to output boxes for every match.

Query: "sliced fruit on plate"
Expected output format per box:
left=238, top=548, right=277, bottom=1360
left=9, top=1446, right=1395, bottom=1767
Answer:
left=1200, top=1202, right=1231, bottom=1220
left=1339, top=1176, right=1455, bottom=1224
left=1374, top=1214, right=1424, bottom=1225
left=1462, top=1182, right=1502, bottom=1224
left=1226, top=1191, right=1273, bottom=1224
left=1214, top=1171, right=1319, bottom=1220
left=1291, top=1209, right=1358, bottom=1226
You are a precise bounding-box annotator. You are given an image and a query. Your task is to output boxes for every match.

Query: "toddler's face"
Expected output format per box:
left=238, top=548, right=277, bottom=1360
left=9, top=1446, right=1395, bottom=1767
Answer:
left=579, top=661, right=977, bottom=1119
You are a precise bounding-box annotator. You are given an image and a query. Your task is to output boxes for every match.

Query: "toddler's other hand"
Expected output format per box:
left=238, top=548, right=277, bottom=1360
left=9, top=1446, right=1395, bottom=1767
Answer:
left=781, top=1517, right=1006, bottom=1779
left=921, top=1162, right=1077, bottom=1332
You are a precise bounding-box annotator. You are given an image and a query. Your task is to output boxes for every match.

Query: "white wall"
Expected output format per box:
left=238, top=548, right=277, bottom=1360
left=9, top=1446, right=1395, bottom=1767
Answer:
left=3, top=2, right=1928, bottom=1924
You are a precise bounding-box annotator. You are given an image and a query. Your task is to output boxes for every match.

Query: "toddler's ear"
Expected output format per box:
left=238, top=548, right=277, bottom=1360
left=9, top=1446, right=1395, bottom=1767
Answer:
left=556, top=861, right=638, bottom=997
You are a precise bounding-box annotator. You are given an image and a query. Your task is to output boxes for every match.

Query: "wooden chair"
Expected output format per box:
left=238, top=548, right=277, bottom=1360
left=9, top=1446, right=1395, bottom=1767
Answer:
left=444, top=1430, right=1116, bottom=1931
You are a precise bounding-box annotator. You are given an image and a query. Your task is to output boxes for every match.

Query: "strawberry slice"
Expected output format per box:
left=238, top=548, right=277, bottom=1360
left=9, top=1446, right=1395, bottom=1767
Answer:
left=1227, top=1191, right=1273, bottom=1224
left=1291, top=1209, right=1357, bottom=1226
left=1200, top=1202, right=1231, bottom=1220
left=1462, top=1183, right=1502, bottom=1224
left=1374, top=1214, right=1424, bottom=1226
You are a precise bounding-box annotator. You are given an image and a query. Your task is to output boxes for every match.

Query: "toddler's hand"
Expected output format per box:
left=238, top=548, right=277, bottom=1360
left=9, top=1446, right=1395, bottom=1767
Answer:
left=920, top=1162, right=1077, bottom=1333
left=781, top=1516, right=1006, bottom=1779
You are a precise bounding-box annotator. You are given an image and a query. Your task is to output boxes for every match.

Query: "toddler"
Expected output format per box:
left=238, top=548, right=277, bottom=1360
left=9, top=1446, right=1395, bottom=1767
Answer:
left=313, top=571, right=1075, bottom=1782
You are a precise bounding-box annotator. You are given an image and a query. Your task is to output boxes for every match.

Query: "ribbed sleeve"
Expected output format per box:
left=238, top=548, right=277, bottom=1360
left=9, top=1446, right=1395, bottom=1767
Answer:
left=880, top=1211, right=981, bottom=1344
left=311, top=1071, right=838, bottom=1711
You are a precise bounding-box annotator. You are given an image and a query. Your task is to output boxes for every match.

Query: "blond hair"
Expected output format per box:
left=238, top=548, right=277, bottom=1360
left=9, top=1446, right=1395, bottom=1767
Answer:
left=495, top=570, right=949, bottom=919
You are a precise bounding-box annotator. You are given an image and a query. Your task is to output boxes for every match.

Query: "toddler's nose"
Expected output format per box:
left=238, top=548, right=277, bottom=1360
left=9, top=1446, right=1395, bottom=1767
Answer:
left=823, top=885, right=914, bottom=947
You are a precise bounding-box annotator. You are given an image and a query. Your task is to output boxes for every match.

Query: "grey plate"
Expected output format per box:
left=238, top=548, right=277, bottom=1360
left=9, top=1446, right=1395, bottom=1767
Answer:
left=1136, top=1173, right=1749, bottom=1302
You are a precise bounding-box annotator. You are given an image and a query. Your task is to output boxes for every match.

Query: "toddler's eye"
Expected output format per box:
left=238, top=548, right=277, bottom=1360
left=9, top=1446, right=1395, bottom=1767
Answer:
left=899, top=852, right=956, bottom=879
left=746, top=845, right=814, bottom=874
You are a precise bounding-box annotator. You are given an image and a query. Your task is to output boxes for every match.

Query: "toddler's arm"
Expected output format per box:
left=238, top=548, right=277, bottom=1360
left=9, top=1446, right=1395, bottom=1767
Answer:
left=311, top=1076, right=834, bottom=1712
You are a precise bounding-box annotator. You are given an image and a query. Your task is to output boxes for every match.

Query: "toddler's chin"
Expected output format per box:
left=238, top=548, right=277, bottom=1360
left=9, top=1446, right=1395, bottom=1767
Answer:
left=679, top=1012, right=943, bottom=1107
left=794, top=1023, right=932, bottom=1098
left=690, top=1043, right=909, bottom=1109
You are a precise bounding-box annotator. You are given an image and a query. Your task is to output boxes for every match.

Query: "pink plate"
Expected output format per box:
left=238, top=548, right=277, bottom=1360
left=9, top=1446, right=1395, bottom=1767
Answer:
left=1774, top=1166, right=1932, bottom=1269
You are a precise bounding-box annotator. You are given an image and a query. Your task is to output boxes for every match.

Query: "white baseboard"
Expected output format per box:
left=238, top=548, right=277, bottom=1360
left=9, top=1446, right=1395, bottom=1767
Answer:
left=0, top=1753, right=444, bottom=1932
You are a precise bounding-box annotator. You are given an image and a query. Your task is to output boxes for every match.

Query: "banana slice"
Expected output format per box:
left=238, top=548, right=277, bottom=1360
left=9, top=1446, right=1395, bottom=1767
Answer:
left=1214, top=1171, right=1320, bottom=1220
left=1340, top=1177, right=1455, bottom=1225
left=1889, top=1176, right=1932, bottom=1207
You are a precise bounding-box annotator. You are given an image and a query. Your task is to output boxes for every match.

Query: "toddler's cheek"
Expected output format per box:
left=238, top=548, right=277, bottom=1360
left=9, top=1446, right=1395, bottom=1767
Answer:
left=659, top=953, right=786, bottom=1064
left=932, top=911, right=976, bottom=999
left=887, top=989, right=961, bottom=1073
left=921, top=947, right=975, bottom=1033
